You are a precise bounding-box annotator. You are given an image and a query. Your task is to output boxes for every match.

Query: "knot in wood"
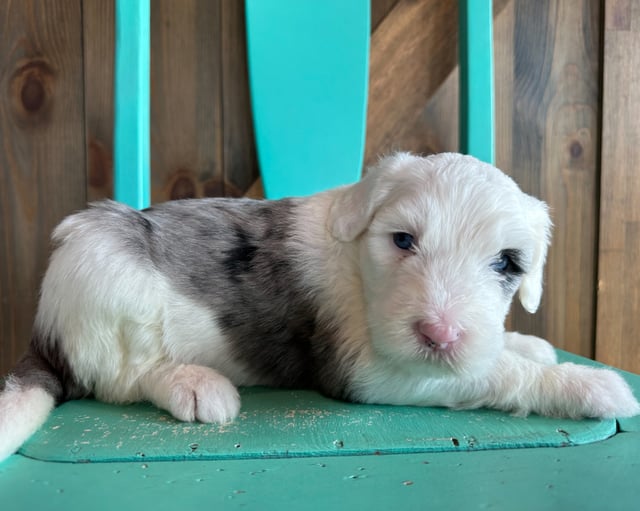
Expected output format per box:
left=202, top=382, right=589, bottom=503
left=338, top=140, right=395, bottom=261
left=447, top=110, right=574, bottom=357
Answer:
left=569, top=140, right=583, bottom=159
left=169, top=170, right=197, bottom=200
left=10, top=59, right=55, bottom=126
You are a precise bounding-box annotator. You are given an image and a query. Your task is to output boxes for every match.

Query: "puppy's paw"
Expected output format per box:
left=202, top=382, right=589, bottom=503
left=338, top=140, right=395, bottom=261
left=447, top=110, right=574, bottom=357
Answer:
left=504, top=332, right=557, bottom=365
left=543, top=363, right=640, bottom=419
left=165, top=365, right=241, bottom=423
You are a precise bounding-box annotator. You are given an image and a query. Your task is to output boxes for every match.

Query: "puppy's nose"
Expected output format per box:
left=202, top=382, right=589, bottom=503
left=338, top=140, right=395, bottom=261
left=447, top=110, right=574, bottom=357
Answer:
left=416, top=321, right=462, bottom=345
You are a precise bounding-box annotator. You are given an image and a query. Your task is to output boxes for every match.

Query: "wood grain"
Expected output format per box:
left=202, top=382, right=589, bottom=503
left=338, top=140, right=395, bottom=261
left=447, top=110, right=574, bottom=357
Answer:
left=596, top=0, right=640, bottom=371
left=221, top=0, right=258, bottom=197
left=150, top=0, right=224, bottom=202
left=364, top=0, right=458, bottom=165
left=371, top=0, right=401, bottom=31
left=0, top=0, right=87, bottom=374
left=83, top=0, right=115, bottom=202
left=500, top=0, right=601, bottom=358
left=365, top=0, right=512, bottom=166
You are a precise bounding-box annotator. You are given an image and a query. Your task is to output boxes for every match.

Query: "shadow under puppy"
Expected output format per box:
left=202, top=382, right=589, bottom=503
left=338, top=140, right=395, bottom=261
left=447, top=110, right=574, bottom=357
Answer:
left=1, top=152, right=638, bottom=461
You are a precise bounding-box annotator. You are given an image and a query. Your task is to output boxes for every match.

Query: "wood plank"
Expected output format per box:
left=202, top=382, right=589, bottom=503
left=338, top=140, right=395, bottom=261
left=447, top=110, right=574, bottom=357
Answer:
left=419, top=70, right=460, bottom=155
left=504, top=0, right=600, bottom=358
left=6, top=431, right=640, bottom=510
left=391, top=0, right=513, bottom=159
left=371, top=0, right=401, bottom=32
left=365, top=0, right=511, bottom=166
left=0, top=0, right=86, bottom=374
left=621, top=223, right=640, bottom=371
left=21, top=384, right=615, bottom=462
left=596, top=0, right=640, bottom=372
left=150, top=0, right=223, bottom=202
left=364, top=0, right=458, bottom=165
left=494, top=1, right=515, bottom=327
left=83, top=0, right=115, bottom=202
left=494, top=0, right=515, bottom=176
left=221, top=0, right=258, bottom=197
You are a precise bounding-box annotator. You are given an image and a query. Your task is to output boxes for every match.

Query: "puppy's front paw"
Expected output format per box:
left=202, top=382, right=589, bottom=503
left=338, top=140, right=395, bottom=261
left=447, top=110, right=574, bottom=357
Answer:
left=166, top=365, right=241, bottom=423
left=543, top=363, right=640, bottom=419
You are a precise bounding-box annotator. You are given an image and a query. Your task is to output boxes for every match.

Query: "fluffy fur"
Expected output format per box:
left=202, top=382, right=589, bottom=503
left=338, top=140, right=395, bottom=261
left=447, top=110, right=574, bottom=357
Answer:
left=1, top=152, right=638, bottom=462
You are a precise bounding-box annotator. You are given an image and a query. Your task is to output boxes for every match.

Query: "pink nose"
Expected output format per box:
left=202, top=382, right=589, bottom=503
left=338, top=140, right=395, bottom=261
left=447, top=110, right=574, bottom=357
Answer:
left=416, top=321, right=462, bottom=345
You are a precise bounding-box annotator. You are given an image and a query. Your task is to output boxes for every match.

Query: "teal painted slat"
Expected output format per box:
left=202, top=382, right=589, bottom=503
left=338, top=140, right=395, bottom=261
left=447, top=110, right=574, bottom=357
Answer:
left=246, top=0, right=370, bottom=199
left=6, top=434, right=640, bottom=511
left=114, top=0, right=151, bottom=209
left=459, top=0, right=495, bottom=164
left=20, top=383, right=615, bottom=463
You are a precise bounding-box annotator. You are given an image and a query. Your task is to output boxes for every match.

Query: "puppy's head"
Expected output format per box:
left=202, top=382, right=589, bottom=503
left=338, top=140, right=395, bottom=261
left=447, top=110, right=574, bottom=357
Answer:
left=328, top=153, right=552, bottom=375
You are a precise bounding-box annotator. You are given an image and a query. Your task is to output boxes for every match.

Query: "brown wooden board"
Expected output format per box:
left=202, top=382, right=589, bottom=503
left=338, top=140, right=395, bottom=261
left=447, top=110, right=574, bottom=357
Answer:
left=221, top=0, right=259, bottom=197
left=364, top=0, right=458, bottom=165
left=499, top=0, right=601, bottom=359
left=150, top=0, right=224, bottom=202
left=0, top=0, right=87, bottom=375
left=83, top=0, right=115, bottom=202
left=596, top=0, right=640, bottom=373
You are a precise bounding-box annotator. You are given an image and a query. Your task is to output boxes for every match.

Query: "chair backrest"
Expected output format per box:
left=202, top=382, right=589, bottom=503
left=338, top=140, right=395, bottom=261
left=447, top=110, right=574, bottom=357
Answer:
left=459, top=0, right=495, bottom=165
left=114, top=0, right=150, bottom=209
left=246, top=0, right=370, bottom=199
left=113, top=0, right=494, bottom=207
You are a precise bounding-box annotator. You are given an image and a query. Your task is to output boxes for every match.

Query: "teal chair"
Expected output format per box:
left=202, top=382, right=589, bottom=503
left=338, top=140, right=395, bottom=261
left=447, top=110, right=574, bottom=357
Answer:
left=113, top=0, right=150, bottom=208
left=2, top=2, right=639, bottom=510
left=112, top=0, right=494, bottom=207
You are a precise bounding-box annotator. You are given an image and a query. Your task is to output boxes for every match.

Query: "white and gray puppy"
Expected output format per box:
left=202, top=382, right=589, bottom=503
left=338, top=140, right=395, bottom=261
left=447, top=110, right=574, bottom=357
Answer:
left=1, top=152, right=638, bottom=461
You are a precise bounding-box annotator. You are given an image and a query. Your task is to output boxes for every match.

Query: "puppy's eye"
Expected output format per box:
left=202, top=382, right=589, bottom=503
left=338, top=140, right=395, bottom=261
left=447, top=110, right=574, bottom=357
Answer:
left=393, top=232, right=415, bottom=251
left=491, top=250, right=523, bottom=275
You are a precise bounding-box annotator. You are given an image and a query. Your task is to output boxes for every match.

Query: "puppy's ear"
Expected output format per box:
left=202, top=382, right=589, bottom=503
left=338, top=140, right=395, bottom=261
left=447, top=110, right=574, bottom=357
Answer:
left=329, top=153, right=411, bottom=242
left=518, top=197, right=552, bottom=313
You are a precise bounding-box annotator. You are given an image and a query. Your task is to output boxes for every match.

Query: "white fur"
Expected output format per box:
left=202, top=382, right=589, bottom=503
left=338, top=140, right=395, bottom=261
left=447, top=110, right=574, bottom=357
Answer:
left=304, top=153, right=639, bottom=418
left=139, top=364, right=240, bottom=423
left=0, top=378, right=55, bottom=460
left=36, top=215, right=258, bottom=405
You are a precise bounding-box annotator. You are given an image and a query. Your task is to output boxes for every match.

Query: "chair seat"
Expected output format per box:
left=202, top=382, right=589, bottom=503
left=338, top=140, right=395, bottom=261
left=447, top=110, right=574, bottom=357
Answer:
left=4, top=351, right=640, bottom=510
left=19, top=351, right=620, bottom=464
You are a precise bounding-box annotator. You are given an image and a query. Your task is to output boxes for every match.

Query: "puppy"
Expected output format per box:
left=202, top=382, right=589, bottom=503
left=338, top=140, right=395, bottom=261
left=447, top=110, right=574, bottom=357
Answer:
left=1, top=152, right=638, bottom=461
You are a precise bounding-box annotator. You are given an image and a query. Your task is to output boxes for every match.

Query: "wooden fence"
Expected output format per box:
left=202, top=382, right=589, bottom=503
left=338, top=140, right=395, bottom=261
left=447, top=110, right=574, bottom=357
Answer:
left=1, top=0, right=639, bottom=375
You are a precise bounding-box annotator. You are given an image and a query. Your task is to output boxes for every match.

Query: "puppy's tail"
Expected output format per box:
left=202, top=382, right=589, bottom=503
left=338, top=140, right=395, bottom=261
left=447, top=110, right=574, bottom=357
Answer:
left=0, top=339, right=65, bottom=462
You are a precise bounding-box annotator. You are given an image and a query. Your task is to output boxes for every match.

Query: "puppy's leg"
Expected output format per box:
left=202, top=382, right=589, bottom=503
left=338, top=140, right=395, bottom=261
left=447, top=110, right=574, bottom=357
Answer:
left=477, top=350, right=640, bottom=419
left=139, top=364, right=240, bottom=423
left=504, top=332, right=557, bottom=365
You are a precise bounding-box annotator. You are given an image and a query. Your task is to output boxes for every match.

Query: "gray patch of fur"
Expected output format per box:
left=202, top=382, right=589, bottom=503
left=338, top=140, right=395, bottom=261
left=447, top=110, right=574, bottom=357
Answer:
left=6, top=334, right=89, bottom=402
left=81, top=199, right=353, bottom=399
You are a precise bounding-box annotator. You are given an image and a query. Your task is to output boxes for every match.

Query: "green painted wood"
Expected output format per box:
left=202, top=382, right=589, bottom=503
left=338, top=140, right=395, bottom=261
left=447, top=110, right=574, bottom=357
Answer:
left=4, top=359, right=640, bottom=509
left=245, top=0, right=370, bottom=199
left=3, top=431, right=640, bottom=511
left=459, top=0, right=495, bottom=164
left=114, top=0, right=150, bottom=208
left=20, top=385, right=615, bottom=463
